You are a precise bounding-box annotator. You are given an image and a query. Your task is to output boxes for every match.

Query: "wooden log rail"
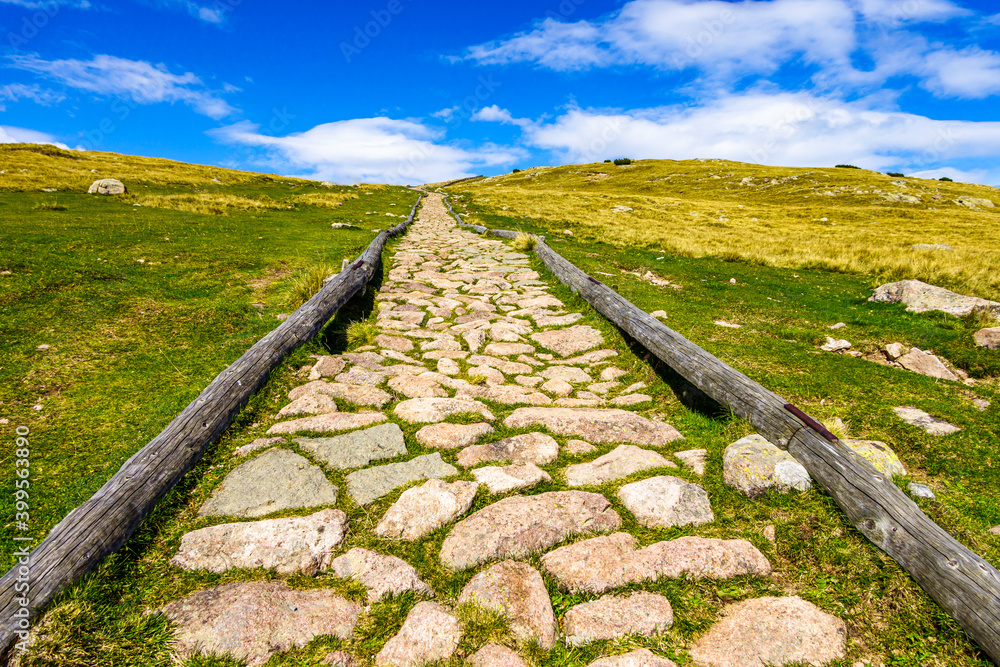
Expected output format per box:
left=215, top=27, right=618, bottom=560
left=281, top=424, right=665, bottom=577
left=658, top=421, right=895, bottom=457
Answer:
left=0, top=194, right=424, bottom=660
left=442, top=195, right=1000, bottom=664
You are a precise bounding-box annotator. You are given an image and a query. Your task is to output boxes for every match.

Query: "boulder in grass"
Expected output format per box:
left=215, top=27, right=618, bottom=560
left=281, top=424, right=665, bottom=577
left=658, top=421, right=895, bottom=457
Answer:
left=87, top=178, right=127, bottom=195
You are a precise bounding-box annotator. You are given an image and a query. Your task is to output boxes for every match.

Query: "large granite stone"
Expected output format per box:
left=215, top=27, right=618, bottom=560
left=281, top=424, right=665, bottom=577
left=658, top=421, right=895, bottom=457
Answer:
left=199, top=449, right=338, bottom=518
left=440, top=491, right=622, bottom=570
left=871, top=279, right=1000, bottom=318
left=458, top=560, right=557, bottom=649
left=330, top=548, right=433, bottom=602
left=723, top=434, right=811, bottom=497
left=457, top=432, right=560, bottom=467
left=617, top=476, right=714, bottom=528
left=565, top=445, right=676, bottom=486
left=416, top=422, right=494, bottom=449
left=345, top=453, right=458, bottom=505
left=375, top=602, right=461, bottom=667
left=375, top=479, right=479, bottom=540
left=504, top=408, right=683, bottom=445
left=162, top=582, right=360, bottom=667
left=394, top=397, right=495, bottom=423
left=171, top=509, right=348, bottom=575
left=472, top=463, right=552, bottom=494
left=531, top=325, right=604, bottom=356
left=563, top=592, right=673, bottom=646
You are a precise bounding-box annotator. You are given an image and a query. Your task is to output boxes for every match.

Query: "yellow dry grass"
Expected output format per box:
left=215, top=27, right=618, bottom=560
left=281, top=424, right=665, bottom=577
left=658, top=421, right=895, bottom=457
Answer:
left=292, top=191, right=359, bottom=208
left=455, top=159, right=1000, bottom=301
left=124, top=192, right=287, bottom=215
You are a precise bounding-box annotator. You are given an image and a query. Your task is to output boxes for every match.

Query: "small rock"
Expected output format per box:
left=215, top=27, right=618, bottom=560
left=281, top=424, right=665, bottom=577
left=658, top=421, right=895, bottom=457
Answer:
left=330, top=548, right=433, bottom=602
left=610, top=394, right=652, bottom=406
left=469, top=644, right=528, bottom=667
left=171, top=509, right=348, bottom=575
left=843, top=439, right=906, bottom=478
left=885, top=342, right=906, bottom=360
left=233, top=437, right=284, bottom=458
left=600, top=367, right=627, bottom=381
left=394, top=397, right=495, bottom=423
left=723, top=434, right=812, bottom=497
left=376, top=479, right=478, bottom=540
left=346, top=453, right=458, bottom=505
left=458, top=432, right=560, bottom=466
left=896, top=348, right=958, bottom=381
left=829, top=322, right=846, bottom=330
left=36, top=344, right=50, bottom=351
left=563, top=592, right=673, bottom=646
left=308, top=356, right=349, bottom=380
left=763, top=524, right=776, bottom=543
left=199, top=449, right=338, bottom=518
left=715, top=320, right=742, bottom=329
left=908, top=483, right=936, bottom=499
left=540, top=366, right=593, bottom=383
left=821, top=337, right=851, bottom=353
left=688, top=596, right=846, bottom=667
left=87, top=178, right=127, bottom=195
left=564, top=439, right=598, bottom=455
left=674, top=448, right=707, bottom=475
left=458, top=561, right=557, bottom=648
left=541, top=378, right=574, bottom=396
left=162, top=582, right=360, bottom=667
left=989, top=526, right=1000, bottom=535
left=440, top=491, right=621, bottom=570
left=893, top=406, right=961, bottom=435
left=276, top=393, right=338, bottom=418
left=375, top=602, right=461, bottom=667
left=484, top=342, right=535, bottom=356
left=650, top=310, right=668, bottom=318
left=974, top=327, right=1000, bottom=349
left=376, top=334, right=415, bottom=352
left=973, top=398, right=991, bottom=411
left=415, top=422, right=494, bottom=449
left=472, top=462, right=552, bottom=493
left=617, top=476, right=714, bottom=528
left=565, top=445, right=676, bottom=486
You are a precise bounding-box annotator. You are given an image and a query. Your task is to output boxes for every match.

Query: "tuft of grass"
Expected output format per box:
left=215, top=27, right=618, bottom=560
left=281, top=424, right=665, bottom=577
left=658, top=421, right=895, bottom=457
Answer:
left=510, top=233, right=537, bottom=252
left=32, top=200, right=67, bottom=211
left=346, top=320, right=379, bottom=347
left=284, top=264, right=340, bottom=308
left=455, top=602, right=515, bottom=651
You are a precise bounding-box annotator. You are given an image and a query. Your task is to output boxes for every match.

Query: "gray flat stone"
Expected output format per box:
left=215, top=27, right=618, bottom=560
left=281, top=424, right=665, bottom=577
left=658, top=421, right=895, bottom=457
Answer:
left=267, top=412, right=387, bottom=435
left=394, top=397, right=495, bottom=423
left=295, top=423, right=406, bottom=470
left=346, top=453, right=458, bottom=505
left=893, top=406, right=961, bottom=435
left=440, top=491, right=621, bottom=570
left=199, top=449, right=338, bottom=518
left=171, top=509, right=348, bottom=575
left=565, top=445, right=676, bottom=486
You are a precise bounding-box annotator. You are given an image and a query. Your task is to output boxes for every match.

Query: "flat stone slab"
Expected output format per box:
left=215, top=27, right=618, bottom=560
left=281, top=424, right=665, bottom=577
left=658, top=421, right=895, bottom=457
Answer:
left=416, top=422, right=494, bottom=449
left=388, top=374, right=449, bottom=398
left=458, top=560, right=557, bottom=649
left=871, top=279, right=1000, bottom=318
left=541, top=532, right=771, bottom=594
left=540, top=366, right=593, bottom=383
left=689, top=596, right=846, bottom=667
left=277, top=393, right=338, bottom=418
left=375, top=479, right=479, bottom=540
left=267, top=412, right=387, bottom=435
left=346, top=453, right=458, bottom=505
left=162, top=581, right=360, bottom=667
left=310, top=356, right=349, bottom=380
left=470, top=644, right=528, bottom=667
left=457, top=432, right=560, bottom=467
left=199, top=449, right=338, bottom=518
left=588, top=649, right=678, bottom=667
left=842, top=439, right=906, bottom=478
left=394, top=397, right=495, bottom=423
left=330, top=548, right=433, bottom=603
left=893, top=406, right=961, bottom=435
left=564, top=439, right=598, bottom=455
left=617, top=476, right=714, bottom=528
left=171, top=509, right=348, bottom=575
left=675, top=448, right=707, bottom=475
left=473, top=463, right=552, bottom=494
left=233, top=437, right=284, bottom=458
left=531, top=325, right=604, bottom=356
left=375, top=602, right=461, bottom=667
left=565, top=445, right=676, bottom=486
left=563, top=592, right=673, bottom=646
left=295, top=423, right=406, bottom=470
left=723, top=434, right=812, bottom=497
left=504, top=408, right=683, bottom=445
left=289, top=380, right=392, bottom=407
left=440, top=491, right=622, bottom=570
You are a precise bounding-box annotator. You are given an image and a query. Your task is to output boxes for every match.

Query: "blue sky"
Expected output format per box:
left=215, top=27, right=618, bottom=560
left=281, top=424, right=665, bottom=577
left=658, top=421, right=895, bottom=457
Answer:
left=1, top=0, right=999, bottom=185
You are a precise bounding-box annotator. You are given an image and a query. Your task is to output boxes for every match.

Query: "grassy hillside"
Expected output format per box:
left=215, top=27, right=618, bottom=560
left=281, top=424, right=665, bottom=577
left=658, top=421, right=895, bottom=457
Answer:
left=0, top=144, right=416, bottom=573
left=451, top=159, right=1000, bottom=301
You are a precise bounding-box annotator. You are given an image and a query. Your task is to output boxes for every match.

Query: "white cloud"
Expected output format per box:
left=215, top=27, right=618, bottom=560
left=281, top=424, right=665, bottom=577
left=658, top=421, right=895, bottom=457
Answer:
left=6, top=54, right=238, bottom=119
left=463, top=0, right=993, bottom=99
left=919, top=47, right=1000, bottom=99
left=0, top=124, right=69, bottom=148
left=0, top=0, right=90, bottom=8
left=908, top=166, right=991, bottom=183
left=470, top=105, right=532, bottom=127
left=209, top=117, right=526, bottom=184
left=515, top=92, right=1000, bottom=185
left=0, top=83, right=64, bottom=110
left=197, top=5, right=222, bottom=22
left=431, top=106, right=460, bottom=121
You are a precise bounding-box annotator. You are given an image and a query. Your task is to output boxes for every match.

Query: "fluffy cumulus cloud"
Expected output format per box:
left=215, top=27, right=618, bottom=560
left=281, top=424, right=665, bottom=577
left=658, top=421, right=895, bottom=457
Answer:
left=6, top=54, right=238, bottom=118
left=0, top=124, right=69, bottom=147
left=209, top=117, right=525, bottom=184
left=470, top=104, right=532, bottom=127
left=511, top=92, right=1000, bottom=183
left=463, top=0, right=998, bottom=99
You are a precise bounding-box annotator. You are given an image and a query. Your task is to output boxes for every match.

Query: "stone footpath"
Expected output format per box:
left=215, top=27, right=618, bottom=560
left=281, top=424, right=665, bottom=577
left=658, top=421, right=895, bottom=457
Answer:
left=161, top=193, right=850, bottom=667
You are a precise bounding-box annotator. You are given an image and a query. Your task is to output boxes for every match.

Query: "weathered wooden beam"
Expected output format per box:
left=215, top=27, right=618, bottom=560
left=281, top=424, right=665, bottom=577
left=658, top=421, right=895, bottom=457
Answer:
left=446, top=201, right=1000, bottom=664
left=0, top=194, right=424, bottom=660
